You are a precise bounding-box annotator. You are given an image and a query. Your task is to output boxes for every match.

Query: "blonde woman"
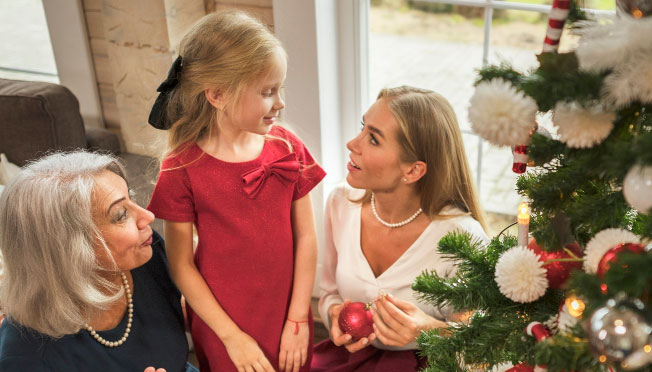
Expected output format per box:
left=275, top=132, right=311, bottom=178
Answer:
left=312, top=86, right=489, bottom=371
left=0, top=151, right=193, bottom=372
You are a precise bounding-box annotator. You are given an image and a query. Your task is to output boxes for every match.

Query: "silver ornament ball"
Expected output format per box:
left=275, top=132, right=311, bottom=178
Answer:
left=587, top=295, right=652, bottom=370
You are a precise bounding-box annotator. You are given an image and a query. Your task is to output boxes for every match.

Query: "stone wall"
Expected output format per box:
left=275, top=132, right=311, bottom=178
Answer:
left=81, top=0, right=273, bottom=156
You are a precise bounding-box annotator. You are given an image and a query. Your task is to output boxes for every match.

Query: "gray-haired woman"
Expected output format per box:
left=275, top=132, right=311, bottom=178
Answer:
left=0, top=151, right=194, bottom=372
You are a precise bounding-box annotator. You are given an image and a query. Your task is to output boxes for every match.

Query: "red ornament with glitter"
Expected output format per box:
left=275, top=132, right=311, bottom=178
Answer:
left=528, top=240, right=583, bottom=289
left=338, top=302, right=374, bottom=341
left=596, top=242, right=646, bottom=277
left=507, top=363, right=536, bottom=372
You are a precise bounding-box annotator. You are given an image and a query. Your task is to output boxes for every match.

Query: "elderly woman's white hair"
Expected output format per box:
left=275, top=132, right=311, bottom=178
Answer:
left=0, top=151, right=129, bottom=337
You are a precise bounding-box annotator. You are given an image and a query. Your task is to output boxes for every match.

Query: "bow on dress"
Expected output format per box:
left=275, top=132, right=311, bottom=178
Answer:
left=241, top=153, right=300, bottom=199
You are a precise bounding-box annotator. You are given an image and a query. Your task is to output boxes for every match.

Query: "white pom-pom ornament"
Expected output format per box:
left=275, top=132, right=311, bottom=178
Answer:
left=557, top=304, right=579, bottom=335
left=623, top=165, right=652, bottom=213
left=469, top=78, right=538, bottom=147
left=552, top=102, right=615, bottom=148
left=603, top=50, right=652, bottom=108
left=584, top=228, right=640, bottom=274
left=495, top=246, right=548, bottom=303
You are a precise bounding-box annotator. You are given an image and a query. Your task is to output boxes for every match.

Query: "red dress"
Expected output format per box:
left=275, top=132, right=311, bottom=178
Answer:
left=147, top=126, right=326, bottom=372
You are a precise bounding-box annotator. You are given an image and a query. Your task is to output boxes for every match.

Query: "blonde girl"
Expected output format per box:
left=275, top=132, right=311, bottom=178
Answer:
left=147, top=11, right=325, bottom=372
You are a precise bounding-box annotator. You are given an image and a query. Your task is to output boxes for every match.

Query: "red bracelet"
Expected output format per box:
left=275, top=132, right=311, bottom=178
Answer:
left=287, top=318, right=309, bottom=335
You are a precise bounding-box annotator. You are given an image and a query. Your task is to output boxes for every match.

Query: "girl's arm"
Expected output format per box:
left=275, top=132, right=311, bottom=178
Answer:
left=287, top=193, right=318, bottom=326
left=278, top=194, right=318, bottom=371
left=164, top=221, right=274, bottom=372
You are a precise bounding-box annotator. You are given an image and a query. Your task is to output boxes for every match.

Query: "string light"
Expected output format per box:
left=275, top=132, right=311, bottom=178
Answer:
left=565, top=295, right=586, bottom=318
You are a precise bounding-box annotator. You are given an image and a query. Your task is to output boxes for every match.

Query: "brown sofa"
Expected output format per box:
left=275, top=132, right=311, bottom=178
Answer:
left=0, top=78, right=159, bottom=213
left=0, top=78, right=120, bottom=166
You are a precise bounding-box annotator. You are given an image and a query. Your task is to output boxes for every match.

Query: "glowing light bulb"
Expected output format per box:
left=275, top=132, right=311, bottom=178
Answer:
left=565, top=296, right=585, bottom=318
left=517, top=202, right=530, bottom=246
left=517, top=202, right=530, bottom=224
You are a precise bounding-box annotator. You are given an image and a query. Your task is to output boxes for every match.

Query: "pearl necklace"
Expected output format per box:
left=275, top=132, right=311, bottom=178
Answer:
left=85, top=272, right=133, bottom=347
left=370, top=192, right=423, bottom=228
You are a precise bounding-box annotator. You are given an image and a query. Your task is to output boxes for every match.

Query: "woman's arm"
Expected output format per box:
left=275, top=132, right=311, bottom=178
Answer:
left=316, top=190, right=375, bottom=353
left=164, top=221, right=274, bottom=372
left=317, top=192, right=343, bottom=330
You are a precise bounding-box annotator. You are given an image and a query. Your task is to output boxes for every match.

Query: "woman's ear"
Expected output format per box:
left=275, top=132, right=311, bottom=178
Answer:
left=404, top=161, right=427, bottom=184
left=204, top=88, right=226, bottom=110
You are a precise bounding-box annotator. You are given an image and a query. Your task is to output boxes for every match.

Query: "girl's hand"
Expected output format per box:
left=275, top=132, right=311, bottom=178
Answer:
left=371, top=293, right=443, bottom=347
left=328, top=300, right=376, bottom=353
left=222, top=330, right=275, bottom=372
left=279, top=319, right=309, bottom=372
left=144, top=368, right=166, bottom=372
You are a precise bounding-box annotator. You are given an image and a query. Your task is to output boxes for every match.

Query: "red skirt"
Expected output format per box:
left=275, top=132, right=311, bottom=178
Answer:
left=310, top=339, right=427, bottom=372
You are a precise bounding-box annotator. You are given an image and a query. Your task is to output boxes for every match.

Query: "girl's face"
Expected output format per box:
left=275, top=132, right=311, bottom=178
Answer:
left=91, top=170, right=155, bottom=273
left=226, top=48, right=287, bottom=135
left=346, top=98, right=407, bottom=191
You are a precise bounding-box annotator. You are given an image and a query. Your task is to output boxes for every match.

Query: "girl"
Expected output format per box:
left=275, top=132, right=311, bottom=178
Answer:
left=147, top=11, right=325, bottom=372
left=311, top=86, right=489, bottom=371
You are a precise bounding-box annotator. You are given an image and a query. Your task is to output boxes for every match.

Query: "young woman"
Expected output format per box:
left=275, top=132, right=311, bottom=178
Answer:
left=312, top=86, right=489, bottom=371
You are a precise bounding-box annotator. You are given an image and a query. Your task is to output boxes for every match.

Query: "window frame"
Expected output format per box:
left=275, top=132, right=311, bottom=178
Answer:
left=42, top=0, right=104, bottom=128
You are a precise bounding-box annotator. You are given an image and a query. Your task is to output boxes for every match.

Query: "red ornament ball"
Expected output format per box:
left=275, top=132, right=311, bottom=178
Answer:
left=338, top=302, right=374, bottom=341
left=528, top=240, right=583, bottom=289
left=596, top=242, right=646, bottom=277
left=506, top=363, right=534, bottom=372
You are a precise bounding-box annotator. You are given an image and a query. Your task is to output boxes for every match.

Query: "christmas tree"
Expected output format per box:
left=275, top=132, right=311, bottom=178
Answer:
left=414, top=0, right=652, bottom=370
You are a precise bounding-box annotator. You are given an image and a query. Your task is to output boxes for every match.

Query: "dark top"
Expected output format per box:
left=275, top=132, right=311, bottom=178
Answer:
left=0, top=231, right=188, bottom=371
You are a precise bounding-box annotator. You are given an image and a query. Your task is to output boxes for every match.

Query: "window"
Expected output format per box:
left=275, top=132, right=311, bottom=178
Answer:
left=366, top=0, right=614, bottom=234
left=0, top=0, right=58, bottom=83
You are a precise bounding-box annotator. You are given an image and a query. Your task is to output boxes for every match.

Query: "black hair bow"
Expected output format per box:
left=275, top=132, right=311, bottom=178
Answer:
left=148, top=55, right=183, bottom=130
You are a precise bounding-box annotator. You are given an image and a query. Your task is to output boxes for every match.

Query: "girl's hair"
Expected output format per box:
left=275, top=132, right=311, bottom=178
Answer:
left=0, top=151, right=127, bottom=337
left=358, top=86, right=487, bottom=232
left=166, top=10, right=285, bottom=153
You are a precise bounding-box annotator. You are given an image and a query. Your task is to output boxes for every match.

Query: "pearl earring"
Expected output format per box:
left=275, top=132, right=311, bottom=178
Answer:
left=403, top=178, right=408, bottom=182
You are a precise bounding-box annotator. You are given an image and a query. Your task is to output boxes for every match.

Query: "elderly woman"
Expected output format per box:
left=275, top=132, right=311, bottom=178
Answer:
left=0, top=151, right=192, bottom=372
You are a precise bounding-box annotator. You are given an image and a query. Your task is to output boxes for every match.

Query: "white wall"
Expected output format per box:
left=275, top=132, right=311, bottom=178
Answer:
left=272, top=0, right=368, bottom=296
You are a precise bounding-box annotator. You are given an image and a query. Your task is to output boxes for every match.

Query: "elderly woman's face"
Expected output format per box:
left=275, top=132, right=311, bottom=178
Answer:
left=91, top=170, right=155, bottom=272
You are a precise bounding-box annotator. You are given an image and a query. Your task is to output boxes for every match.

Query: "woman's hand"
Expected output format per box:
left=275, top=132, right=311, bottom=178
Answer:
left=222, top=330, right=275, bottom=372
left=371, top=293, right=444, bottom=347
left=278, top=319, right=309, bottom=372
left=328, top=300, right=376, bottom=353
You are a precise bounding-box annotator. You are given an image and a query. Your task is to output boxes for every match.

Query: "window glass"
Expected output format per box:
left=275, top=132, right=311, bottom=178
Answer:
left=0, top=0, right=58, bottom=83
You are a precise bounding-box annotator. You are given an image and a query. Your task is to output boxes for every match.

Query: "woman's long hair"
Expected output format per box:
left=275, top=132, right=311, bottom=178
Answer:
left=356, top=86, right=487, bottom=231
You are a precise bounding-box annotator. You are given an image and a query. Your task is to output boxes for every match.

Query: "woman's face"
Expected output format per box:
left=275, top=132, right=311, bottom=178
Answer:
left=91, top=170, right=155, bottom=272
left=346, top=97, right=406, bottom=191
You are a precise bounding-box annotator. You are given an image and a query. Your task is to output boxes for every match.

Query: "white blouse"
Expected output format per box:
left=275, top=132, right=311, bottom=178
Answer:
left=318, top=186, right=489, bottom=351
